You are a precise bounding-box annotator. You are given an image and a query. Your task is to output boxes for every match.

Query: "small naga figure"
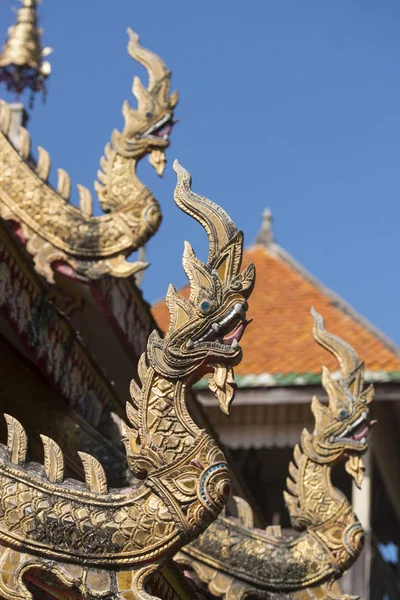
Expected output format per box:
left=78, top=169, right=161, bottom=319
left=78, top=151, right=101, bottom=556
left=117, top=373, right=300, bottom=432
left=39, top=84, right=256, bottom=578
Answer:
left=179, top=309, right=375, bottom=600
left=0, top=29, right=179, bottom=281
left=0, top=162, right=255, bottom=600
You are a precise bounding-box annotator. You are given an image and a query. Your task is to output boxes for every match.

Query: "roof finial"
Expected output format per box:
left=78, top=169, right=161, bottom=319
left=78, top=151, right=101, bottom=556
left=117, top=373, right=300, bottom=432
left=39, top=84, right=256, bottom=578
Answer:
left=255, top=208, right=275, bottom=247
left=0, top=0, right=52, bottom=105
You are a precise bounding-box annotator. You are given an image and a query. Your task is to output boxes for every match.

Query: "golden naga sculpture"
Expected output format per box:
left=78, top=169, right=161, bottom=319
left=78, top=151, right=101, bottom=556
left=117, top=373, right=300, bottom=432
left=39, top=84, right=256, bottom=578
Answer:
left=178, top=309, right=375, bottom=600
left=0, top=0, right=51, bottom=99
left=0, top=29, right=178, bottom=282
left=0, top=162, right=255, bottom=600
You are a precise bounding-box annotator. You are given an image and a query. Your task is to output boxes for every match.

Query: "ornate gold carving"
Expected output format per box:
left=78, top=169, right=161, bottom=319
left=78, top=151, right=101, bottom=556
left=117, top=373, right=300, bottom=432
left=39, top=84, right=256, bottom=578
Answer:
left=36, top=146, right=50, bottom=180
left=40, top=435, right=64, bottom=483
left=0, top=27, right=178, bottom=282
left=178, top=310, right=374, bottom=600
left=0, top=0, right=52, bottom=98
left=0, top=164, right=254, bottom=599
left=77, top=451, right=108, bottom=495
left=4, top=414, right=27, bottom=465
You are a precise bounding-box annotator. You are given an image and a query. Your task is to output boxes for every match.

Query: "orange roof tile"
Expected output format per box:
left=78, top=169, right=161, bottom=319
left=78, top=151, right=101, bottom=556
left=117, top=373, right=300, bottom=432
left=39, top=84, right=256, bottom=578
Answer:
left=152, top=243, right=400, bottom=378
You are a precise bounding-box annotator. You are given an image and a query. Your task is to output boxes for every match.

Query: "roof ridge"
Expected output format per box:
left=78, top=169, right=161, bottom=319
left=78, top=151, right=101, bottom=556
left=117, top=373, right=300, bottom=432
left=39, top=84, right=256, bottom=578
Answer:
left=248, top=241, right=400, bottom=359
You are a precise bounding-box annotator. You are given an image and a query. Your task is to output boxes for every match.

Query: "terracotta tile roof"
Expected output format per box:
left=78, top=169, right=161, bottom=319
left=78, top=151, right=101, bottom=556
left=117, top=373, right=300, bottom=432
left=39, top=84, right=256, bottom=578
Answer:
left=152, top=243, right=400, bottom=380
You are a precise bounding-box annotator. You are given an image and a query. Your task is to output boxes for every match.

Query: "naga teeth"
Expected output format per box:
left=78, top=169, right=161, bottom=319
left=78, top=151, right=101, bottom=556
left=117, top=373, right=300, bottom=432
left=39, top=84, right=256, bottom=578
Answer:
left=337, top=427, right=349, bottom=439
left=329, top=435, right=335, bottom=443
left=337, top=412, right=368, bottom=439
left=234, top=303, right=246, bottom=318
left=360, top=437, right=366, bottom=444
left=142, top=113, right=171, bottom=137
left=191, top=304, right=247, bottom=348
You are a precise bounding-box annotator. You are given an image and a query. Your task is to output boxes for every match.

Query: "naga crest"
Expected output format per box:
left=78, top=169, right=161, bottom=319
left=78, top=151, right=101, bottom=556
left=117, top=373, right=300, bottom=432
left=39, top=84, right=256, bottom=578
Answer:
left=302, top=308, right=375, bottom=487
left=108, top=28, right=178, bottom=176
left=148, top=161, right=255, bottom=414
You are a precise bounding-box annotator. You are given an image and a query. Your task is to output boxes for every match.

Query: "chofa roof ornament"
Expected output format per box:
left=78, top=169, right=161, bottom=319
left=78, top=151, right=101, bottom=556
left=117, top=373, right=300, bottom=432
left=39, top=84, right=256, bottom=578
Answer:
left=0, top=0, right=52, bottom=104
left=0, top=162, right=254, bottom=600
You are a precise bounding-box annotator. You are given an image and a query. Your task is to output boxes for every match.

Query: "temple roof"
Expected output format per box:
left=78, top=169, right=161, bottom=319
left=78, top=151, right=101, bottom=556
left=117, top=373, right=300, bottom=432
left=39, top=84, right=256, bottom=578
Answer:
left=152, top=212, right=400, bottom=387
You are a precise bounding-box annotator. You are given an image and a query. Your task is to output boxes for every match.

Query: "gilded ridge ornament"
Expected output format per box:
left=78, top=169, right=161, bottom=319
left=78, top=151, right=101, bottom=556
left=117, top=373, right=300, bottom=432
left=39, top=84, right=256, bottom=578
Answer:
left=178, top=309, right=375, bottom=600
left=0, top=162, right=255, bottom=600
left=0, top=0, right=51, bottom=101
left=0, top=29, right=178, bottom=282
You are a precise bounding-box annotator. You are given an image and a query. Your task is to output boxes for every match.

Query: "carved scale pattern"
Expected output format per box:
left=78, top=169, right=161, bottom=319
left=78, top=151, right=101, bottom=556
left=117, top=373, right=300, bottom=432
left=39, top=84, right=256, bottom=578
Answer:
left=0, top=163, right=255, bottom=599
left=179, top=312, right=372, bottom=600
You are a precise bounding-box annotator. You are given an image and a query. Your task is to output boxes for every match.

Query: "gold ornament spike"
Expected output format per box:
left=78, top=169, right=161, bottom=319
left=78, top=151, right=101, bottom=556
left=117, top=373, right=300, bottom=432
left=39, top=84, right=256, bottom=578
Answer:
left=137, top=354, right=148, bottom=386
left=293, top=443, right=302, bottom=466
left=36, top=147, right=51, bottom=180
left=120, top=420, right=140, bottom=459
left=233, top=497, right=254, bottom=529
left=40, top=435, right=64, bottom=483
left=94, top=144, right=111, bottom=192
left=57, top=168, right=71, bottom=201
left=0, top=101, right=11, bottom=134
left=77, top=452, right=108, bottom=495
left=129, top=379, right=141, bottom=409
left=126, top=402, right=139, bottom=429
left=0, top=0, right=52, bottom=99
left=77, top=184, right=93, bottom=217
left=286, top=476, right=298, bottom=497
left=18, top=127, right=31, bottom=160
left=4, top=414, right=27, bottom=465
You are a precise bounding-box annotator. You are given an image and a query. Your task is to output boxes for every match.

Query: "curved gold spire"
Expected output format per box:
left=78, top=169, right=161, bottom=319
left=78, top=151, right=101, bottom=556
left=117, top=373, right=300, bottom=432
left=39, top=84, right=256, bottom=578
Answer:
left=0, top=0, right=52, bottom=100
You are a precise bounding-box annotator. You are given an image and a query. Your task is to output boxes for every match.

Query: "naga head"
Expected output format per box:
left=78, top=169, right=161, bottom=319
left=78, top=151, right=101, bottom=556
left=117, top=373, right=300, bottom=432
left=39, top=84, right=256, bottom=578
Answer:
left=111, top=29, right=178, bottom=176
left=302, top=309, right=375, bottom=488
left=147, top=161, right=255, bottom=415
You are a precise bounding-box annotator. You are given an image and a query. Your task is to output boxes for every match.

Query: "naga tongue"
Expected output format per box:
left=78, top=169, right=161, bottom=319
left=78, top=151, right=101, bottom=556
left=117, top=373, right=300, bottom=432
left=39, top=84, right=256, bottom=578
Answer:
left=352, top=419, right=377, bottom=441
left=155, top=119, right=179, bottom=137
left=222, top=319, right=252, bottom=345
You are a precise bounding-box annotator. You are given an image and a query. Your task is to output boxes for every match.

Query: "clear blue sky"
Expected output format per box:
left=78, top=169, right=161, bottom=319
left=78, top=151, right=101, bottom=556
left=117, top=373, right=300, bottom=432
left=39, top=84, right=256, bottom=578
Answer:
left=1, top=1, right=400, bottom=344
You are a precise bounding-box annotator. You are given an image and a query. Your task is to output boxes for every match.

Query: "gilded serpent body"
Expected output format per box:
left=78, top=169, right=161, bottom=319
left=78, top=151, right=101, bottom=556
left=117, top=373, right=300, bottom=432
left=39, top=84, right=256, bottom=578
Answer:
left=180, top=311, right=373, bottom=600
left=0, top=163, right=255, bottom=600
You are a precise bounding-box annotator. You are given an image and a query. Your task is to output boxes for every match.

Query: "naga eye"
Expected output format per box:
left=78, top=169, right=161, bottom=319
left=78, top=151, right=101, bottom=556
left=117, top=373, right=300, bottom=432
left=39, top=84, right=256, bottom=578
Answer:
left=199, top=299, right=212, bottom=314
left=146, top=112, right=153, bottom=119
left=339, top=409, right=348, bottom=420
